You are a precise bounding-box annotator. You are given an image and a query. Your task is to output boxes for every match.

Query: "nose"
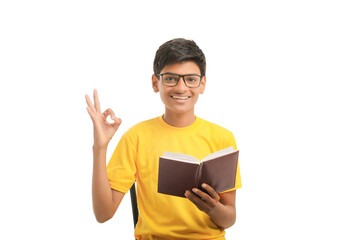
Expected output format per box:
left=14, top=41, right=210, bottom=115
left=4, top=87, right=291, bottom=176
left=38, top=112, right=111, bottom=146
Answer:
left=174, top=76, right=187, bottom=91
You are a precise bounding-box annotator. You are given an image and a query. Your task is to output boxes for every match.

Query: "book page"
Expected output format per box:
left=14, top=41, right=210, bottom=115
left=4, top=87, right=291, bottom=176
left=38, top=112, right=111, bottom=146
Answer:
left=162, top=152, right=200, bottom=164
left=201, top=146, right=235, bottom=162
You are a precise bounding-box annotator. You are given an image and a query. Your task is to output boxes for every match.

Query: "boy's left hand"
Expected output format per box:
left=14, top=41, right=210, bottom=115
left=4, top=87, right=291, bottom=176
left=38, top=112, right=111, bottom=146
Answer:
left=185, top=183, right=220, bottom=214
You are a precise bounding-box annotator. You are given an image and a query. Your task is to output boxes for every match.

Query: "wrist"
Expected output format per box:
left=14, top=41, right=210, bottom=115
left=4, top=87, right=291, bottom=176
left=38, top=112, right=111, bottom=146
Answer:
left=208, top=203, right=236, bottom=229
left=93, top=143, right=108, bottom=151
left=207, top=201, right=221, bottom=217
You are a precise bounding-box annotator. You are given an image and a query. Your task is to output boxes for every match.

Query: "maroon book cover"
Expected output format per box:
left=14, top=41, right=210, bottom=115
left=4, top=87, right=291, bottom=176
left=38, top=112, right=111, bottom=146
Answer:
left=158, top=147, right=239, bottom=198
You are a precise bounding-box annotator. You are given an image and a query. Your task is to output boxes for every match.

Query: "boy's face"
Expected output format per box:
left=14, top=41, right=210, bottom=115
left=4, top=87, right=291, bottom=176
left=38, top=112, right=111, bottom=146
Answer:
left=152, top=61, right=206, bottom=116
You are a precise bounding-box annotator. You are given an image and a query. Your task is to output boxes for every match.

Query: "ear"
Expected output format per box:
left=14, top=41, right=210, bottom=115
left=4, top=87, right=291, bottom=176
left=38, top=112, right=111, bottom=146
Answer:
left=200, top=76, right=206, bottom=94
left=152, top=74, right=159, bottom=93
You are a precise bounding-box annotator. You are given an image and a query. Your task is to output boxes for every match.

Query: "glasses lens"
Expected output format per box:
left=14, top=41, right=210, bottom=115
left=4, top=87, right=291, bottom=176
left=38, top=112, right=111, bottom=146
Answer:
left=184, top=75, right=201, bottom=87
left=162, top=74, right=179, bottom=86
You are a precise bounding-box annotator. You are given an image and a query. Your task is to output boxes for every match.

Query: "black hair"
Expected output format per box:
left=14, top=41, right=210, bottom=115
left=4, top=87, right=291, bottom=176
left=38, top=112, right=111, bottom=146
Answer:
left=153, top=38, right=206, bottom=76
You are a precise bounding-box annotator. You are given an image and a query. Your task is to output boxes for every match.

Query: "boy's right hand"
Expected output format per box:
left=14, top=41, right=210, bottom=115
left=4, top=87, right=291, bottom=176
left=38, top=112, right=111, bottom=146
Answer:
left=85, top=89, right=122, bottom=148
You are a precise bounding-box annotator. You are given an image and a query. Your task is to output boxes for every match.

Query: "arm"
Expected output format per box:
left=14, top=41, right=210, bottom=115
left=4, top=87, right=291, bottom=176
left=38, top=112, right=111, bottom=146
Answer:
left=92, top=145, right=125, bottom=223
left=85, top=89, right=124, bottom=223
left=185, top=184, right=236, bottom=229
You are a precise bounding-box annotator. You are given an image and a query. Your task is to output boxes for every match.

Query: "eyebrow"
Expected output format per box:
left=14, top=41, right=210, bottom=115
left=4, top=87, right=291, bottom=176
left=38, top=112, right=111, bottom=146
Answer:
left=161, top=72, right=201, bottom=76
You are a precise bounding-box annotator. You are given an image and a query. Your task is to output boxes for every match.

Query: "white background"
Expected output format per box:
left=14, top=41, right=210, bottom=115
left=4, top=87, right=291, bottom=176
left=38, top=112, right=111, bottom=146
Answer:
left=1, top=0, right=359, bottom=239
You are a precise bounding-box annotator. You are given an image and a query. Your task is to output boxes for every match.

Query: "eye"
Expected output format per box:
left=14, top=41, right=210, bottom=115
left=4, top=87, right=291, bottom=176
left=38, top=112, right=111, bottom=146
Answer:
left=165, top=76, right=177, bottom=81
left=185, top=76, right=200, bottom=82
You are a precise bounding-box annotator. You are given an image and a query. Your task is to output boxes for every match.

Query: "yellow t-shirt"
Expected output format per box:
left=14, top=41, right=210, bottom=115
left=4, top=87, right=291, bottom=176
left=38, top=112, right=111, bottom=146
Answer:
left=107, top=115, right=242, bottom=240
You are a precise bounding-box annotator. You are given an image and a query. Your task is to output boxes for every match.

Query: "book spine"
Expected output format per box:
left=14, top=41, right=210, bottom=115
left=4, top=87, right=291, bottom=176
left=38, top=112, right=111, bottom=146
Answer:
left=195, top=162, right=203, bottom=189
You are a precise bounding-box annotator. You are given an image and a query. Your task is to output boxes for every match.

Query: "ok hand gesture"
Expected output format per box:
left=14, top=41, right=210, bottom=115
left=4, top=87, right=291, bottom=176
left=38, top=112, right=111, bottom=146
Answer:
left=85, top=89, right=122, bottom=148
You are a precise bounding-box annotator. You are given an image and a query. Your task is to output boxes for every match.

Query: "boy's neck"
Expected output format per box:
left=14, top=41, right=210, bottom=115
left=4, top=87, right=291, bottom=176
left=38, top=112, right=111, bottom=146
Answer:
left=163, top=111, right=196, bottom=128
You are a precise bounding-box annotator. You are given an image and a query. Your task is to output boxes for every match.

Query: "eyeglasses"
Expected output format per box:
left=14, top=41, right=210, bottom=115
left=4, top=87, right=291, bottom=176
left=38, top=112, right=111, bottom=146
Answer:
left=157, top=73, right=203, bottom=88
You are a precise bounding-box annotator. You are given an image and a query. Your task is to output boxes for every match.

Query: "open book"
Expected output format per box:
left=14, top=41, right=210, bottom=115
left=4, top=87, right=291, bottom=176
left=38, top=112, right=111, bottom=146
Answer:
left=157, top=147, right=239, bottom=198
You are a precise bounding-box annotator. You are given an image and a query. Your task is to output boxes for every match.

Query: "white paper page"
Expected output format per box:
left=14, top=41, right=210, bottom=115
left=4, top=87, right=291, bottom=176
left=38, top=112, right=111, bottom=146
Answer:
left=202, top=146, right=235, bottom=162
left=162, top=152, right=200, bottom=164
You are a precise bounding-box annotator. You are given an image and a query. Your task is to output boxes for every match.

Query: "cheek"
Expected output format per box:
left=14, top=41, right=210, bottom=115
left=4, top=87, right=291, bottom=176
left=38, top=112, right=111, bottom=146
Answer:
left=192, top=90, right=201, bottom=99
left=192, top=95, right=200, bottom=103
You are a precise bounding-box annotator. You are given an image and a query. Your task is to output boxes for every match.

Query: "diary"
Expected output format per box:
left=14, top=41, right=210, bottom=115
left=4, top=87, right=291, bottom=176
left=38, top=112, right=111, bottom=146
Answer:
left=158, top=147, right=239, bottom=198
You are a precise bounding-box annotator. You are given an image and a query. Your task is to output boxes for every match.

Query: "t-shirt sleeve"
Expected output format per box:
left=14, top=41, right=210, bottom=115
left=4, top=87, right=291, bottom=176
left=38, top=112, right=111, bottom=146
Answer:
left=106, top=133, right=137, bottom=194
left=220, top=131, right=242, bottom=193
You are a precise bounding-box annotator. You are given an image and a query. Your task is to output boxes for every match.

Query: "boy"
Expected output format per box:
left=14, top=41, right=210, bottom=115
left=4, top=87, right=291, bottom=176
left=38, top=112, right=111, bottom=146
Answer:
left=85, top=38, right=241, bottom=239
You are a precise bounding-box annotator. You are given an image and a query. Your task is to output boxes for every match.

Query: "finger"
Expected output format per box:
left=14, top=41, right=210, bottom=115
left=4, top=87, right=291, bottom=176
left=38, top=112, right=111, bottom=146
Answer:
left=112, top=117, right=122, bottom=127
left=103, top=108, right=122, bottom=127
left=103, top=108, right=115, bottom=119
left=192, top=188, right=214, bottom=204
left=192, top=188, right=208, bottom=200
left=186, top=190, right=211, bottom=213
left=202, top=183, right=220, bottom=201
left=93, top=89, right=101, bottom=113
left=85, top=94, right=96, bottom=113
left=185, top=190, right=203, bottom=206
left=86, top=106, right=94, bottom=119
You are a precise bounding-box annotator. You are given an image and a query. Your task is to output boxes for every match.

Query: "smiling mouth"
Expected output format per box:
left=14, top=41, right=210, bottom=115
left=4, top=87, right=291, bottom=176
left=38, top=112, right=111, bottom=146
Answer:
left=170, top=96, right=190, bottom=100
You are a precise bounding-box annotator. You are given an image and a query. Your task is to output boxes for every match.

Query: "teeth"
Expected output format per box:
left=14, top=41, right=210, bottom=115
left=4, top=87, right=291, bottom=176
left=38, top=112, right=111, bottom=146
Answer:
left=171, top=96, right=189, bottom=100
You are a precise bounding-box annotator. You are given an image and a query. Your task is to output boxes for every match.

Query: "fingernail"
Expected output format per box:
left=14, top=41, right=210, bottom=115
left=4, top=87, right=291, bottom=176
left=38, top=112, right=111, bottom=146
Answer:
left=202, top=183, right=207, bottom=188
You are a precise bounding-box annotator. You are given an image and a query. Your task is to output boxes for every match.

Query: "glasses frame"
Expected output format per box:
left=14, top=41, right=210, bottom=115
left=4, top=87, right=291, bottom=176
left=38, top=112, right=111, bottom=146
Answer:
left=157, top=73, right=204, bottom=88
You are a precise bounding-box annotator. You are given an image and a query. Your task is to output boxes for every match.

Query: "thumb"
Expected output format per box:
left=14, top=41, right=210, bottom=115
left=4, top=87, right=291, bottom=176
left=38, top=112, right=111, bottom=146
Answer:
left=111, top=117, right=122, bottom=129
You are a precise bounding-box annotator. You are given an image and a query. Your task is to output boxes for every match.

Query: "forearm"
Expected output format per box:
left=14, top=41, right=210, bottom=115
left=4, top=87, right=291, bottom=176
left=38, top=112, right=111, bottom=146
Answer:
left=92, top=145, right=115, bottom=223
left=208, top=203, right=236, bottom=229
